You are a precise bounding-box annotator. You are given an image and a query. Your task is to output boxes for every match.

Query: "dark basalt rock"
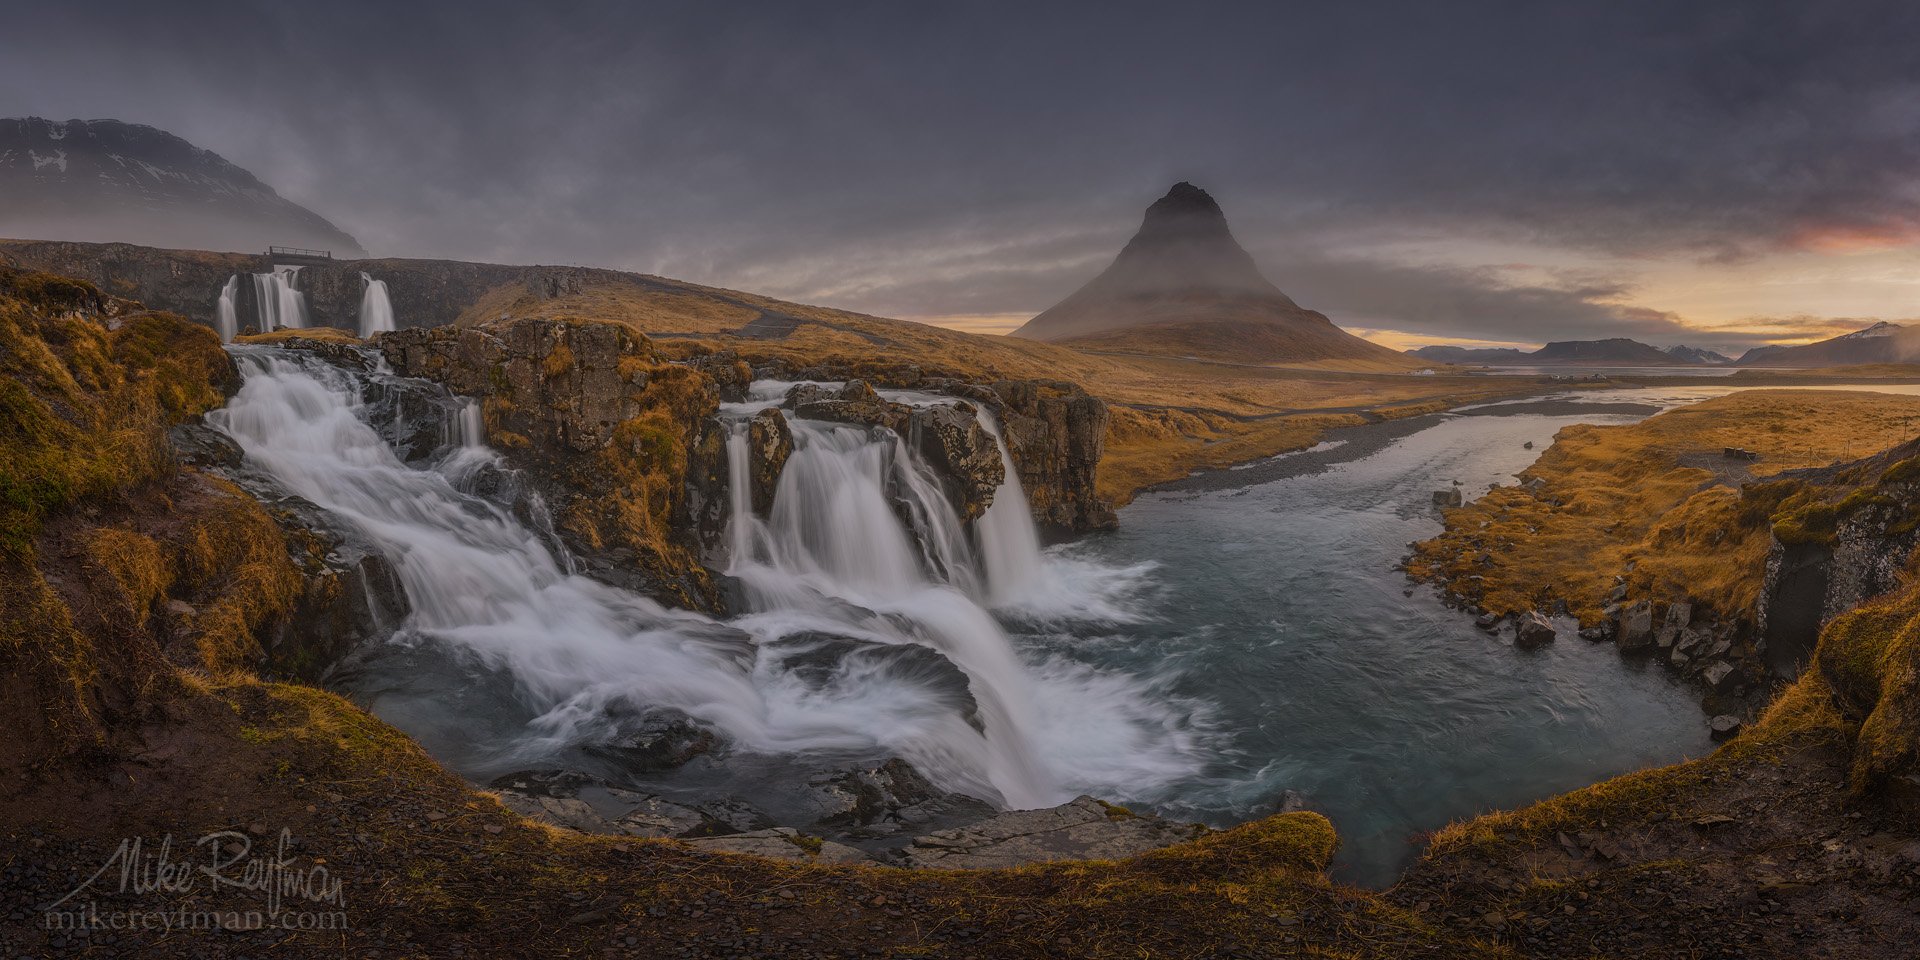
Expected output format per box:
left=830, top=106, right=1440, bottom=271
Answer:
left=1616, top=600, right=1655, bottom=652
left=584, top=708, right=721, bottom=773
left=896, top=796, right=1210, bottom=870
left=986, top=379, right=1115, bottom=532
left=909, top=402, right=1004, bottom=522
left=256, top=491, right=411, bottom=682
left=169, top=423, right=245, bottom=470
left=746, top=408, right=792, bottom=515
left=800, top=758, right=995, bottom=834
left=684, top=349, right=752, bottom=403
left=1514, top=611, right=1556, bottom=650
left=487, top=769, right=767, bottom=839
left=789, top=379, right=914, bottom=434
left=768, top=630, right=983, bottom=734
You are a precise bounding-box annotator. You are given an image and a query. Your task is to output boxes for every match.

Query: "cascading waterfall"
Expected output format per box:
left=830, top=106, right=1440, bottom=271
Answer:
left=358, top=272, right=396, bottom=337
left=251, top=265, right=308, bottom=331
left=214, top=275, right=240, bottom=343
left=211, top=351, right=1199, bottom=812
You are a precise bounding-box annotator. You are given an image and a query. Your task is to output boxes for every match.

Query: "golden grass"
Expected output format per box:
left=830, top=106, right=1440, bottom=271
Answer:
left=235, top=326, right=363, bottom=344
left=0, top=270, right=301, bottom=760
left=1815, top=549, right=1920, bottom=790
left=1408, top=390, right=1920, bottom=623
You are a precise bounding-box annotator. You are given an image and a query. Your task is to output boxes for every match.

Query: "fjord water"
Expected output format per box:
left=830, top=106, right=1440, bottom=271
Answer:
left=212, top=351, right=1715, bottom=887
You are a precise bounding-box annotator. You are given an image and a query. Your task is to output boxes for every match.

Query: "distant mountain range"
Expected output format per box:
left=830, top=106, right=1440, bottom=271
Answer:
left=1013, top=182, right=1414, bottom=368
left=1412, top=323, right=1920, bottom=369
left=1733, top=321, right=1917, bottom=367
left=1409, top=338, right=1731, bottom=366
left=0, top=117, right=364, bottom=256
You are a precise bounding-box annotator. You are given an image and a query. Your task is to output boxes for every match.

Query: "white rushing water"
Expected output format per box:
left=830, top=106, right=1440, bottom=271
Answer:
left=251, top=265, right=308, bottom=331
left=214, top=275, right=240, bottom=343
left=212, top=350, right=1199, bottom=809
left=358, top=272, right=396, bottom=337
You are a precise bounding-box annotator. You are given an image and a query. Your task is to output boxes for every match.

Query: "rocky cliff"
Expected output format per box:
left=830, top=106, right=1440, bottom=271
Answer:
left=1758, top=439, right=1920, bottom=676
left=0, top=238, right=609, bottom=332
left=380, top=318, right=724, bottom=609
left=747, top=356, right=1116, bottom=533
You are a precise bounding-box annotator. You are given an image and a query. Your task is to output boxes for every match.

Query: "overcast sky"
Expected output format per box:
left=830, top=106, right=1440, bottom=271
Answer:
left=8, top=0, right=1920, bottom=351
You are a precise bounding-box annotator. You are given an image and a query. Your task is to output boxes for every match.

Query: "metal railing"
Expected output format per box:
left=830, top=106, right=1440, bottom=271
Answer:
left=267, top=246, right=332, bottom=259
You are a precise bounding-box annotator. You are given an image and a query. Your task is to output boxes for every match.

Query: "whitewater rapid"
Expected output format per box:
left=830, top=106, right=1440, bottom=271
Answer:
left=210, top=349, right=1199, bottom=809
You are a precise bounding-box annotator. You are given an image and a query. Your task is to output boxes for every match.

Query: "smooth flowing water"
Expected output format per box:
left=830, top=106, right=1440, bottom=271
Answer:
left=251, top=265, right=308, bottom=331
left=214, top=274, right=239, bottom=343
left=211, top=352, right=1737, bottom=886
left=358, top=272, right=396, bottom=337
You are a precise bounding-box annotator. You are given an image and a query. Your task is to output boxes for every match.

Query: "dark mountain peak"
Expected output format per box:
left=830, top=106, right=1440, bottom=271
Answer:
left=0, top=116, right=365, bottom=257
left=1128, top=181, right=1243, bottom=255
left=1010, top=183, right=1406, bottom=367
left=1145, top=181, right=1225, bottom=220
left=1016, top=182, right=1297, bottom=344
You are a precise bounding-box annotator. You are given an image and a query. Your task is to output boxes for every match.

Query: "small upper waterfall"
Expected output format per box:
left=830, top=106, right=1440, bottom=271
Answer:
left=358, top=272, right=396, bottom=337
left=214, top=274, right=240, bottom=342
left=210, top=353, right=1196, bottom=813
left=251, top=265, right=309, bottom=331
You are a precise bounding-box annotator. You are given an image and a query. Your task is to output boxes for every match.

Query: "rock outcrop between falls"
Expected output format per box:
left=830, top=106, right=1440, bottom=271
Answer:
left=379, top=318, right=725, bottom=609
left=781, top=380, right=1006, bottom=522
left=757, top=358, right=1116, bottom=532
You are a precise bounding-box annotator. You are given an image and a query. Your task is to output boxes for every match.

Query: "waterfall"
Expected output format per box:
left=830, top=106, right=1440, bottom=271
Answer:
left=448, top=398, right=484, bottom=449
left=214, top=275, right=239, bottom=343
left=251, top=265, right=308, bottom=331
left=211, top=353, right=1196, bottom=812
left=358, top=272, right=396, bottom=337
left=976, top=414, right=1050, bottom=605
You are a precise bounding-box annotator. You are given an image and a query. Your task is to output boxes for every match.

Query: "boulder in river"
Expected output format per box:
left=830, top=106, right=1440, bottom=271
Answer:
left=583, top=708, right=721, bottom=773
left=1708, top=714, right=1744, bottom=740
left=1655, top=601, right=1694, bottom=651
left=1616, top=600, right=1655, bottom=651
left=1514, top=611, right=1556, bottom=650
left=1433, top=488, right=1464, bottom=508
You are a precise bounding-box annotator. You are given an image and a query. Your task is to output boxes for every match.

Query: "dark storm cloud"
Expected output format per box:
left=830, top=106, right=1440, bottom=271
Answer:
left=5, top=0, right=1918, bottom=339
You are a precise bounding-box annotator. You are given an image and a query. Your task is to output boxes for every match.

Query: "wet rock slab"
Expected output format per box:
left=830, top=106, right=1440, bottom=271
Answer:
left=685, top=828, right=871, bottom=864
left=896, top=795, right=1209, bottom=869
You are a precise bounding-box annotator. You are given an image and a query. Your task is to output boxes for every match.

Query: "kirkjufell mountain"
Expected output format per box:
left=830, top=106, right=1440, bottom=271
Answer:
left=0, top=117, right=365, bottom=257
left=1013, top=182, right=1410, bottom=367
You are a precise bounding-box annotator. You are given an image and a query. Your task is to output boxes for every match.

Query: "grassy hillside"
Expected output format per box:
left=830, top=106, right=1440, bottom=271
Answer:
left=1407, top=390, right=1920, bottom=624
